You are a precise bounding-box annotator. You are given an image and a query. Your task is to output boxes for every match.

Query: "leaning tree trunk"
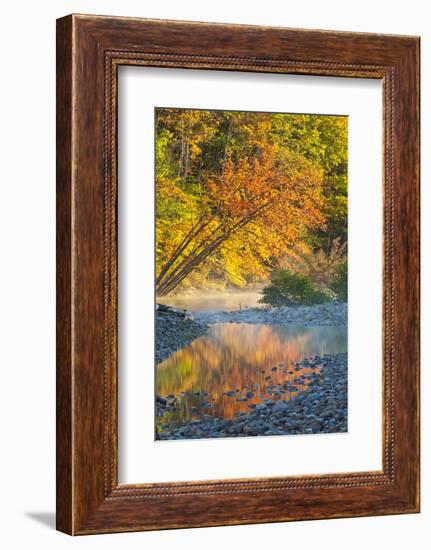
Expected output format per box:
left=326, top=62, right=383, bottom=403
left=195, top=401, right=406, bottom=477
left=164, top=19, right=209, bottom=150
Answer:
left=156, top=195, right=282, bottom=296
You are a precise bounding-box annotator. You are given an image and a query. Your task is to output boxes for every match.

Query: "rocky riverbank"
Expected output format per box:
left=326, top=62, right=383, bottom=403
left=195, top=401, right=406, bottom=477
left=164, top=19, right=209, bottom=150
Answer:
left=191, top=302, right=347, bottom=326
left=155, top=310, right=208, bottom=364
left=156, top=352, right=347, bottom=439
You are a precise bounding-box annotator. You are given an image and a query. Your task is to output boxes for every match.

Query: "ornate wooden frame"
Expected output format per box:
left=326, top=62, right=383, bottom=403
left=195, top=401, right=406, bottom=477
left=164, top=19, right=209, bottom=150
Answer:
left=56, top=14, right=420, bottom=534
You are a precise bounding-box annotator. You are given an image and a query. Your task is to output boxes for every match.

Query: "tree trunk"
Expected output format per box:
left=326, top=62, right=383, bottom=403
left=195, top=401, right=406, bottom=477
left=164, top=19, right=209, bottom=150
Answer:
left=156, top=193, right=283, bottom=295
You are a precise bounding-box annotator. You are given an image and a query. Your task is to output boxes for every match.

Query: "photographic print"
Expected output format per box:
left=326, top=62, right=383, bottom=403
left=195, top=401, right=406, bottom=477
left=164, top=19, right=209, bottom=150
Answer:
left=155, top=107, right=348, bottom=441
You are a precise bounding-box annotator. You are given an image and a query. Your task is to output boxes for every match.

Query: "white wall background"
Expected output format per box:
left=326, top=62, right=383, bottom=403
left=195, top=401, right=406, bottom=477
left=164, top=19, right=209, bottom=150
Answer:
left=0, top=0, right=427, bottom=548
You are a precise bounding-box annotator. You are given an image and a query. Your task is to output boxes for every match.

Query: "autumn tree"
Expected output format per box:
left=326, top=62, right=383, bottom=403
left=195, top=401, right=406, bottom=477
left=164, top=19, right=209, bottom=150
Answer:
left=155, top=109, right=346, bottom=295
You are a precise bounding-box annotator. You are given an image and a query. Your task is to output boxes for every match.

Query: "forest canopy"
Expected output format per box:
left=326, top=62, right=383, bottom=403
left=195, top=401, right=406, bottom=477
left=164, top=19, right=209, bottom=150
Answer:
left=155, top=108, right=348, bottom=296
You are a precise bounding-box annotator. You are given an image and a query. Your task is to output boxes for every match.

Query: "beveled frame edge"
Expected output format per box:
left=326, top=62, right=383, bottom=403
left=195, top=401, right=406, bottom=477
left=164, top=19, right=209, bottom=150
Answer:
left=56, top=14, right=420, bottom=535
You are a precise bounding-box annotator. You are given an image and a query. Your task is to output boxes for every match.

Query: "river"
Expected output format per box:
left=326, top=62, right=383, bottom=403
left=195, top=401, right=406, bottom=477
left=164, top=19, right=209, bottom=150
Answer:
left=157, top=291, right=263, bottom=312
left=156, top=322, right=347, bottom=432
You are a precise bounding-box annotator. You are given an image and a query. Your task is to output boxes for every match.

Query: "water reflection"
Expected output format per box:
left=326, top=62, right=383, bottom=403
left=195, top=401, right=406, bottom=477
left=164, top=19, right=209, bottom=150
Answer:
left=156, top=323, right=347, bottom=432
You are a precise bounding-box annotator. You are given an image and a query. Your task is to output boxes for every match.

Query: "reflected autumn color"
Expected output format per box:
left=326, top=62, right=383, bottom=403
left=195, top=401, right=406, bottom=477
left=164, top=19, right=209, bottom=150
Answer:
left=156, top=323, right=347, bottom=431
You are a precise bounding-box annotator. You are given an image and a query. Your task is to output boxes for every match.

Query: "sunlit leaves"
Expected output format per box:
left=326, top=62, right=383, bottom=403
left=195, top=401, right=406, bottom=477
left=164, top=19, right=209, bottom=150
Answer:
left=154, top=108, right=347, bottom=294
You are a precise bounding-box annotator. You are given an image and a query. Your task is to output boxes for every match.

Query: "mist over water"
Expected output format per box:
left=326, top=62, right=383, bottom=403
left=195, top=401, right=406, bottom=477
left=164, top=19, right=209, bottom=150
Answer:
left=157, top=291, right=263, bottom=312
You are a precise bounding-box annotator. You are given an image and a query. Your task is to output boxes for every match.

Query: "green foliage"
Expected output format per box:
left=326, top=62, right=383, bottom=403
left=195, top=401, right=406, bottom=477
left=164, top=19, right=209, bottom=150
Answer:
left=270, top=114, right=348, bottom=247
left=155, top=108, right=348, bottom=294
left=329, top=261, right=348, bottom=302
left=258, top=270, right=331, bottom=307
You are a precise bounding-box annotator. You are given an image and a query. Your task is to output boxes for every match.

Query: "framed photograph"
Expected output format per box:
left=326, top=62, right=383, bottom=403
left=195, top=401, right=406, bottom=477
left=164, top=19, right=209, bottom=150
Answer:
left=56, top=14, right=420, bottom=534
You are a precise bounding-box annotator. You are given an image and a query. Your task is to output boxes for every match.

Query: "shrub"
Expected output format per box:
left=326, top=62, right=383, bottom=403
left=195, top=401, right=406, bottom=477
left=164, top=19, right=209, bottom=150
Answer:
left=258, top=269, right=331, bottom=307
left=329, top=261, right=348, bottom=301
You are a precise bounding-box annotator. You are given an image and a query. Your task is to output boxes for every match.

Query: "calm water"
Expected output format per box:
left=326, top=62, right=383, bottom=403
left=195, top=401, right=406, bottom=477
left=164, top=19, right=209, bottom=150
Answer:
left=157, top=291, right=262, bottom=312
left=156, top=323, right=347, bottom=432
